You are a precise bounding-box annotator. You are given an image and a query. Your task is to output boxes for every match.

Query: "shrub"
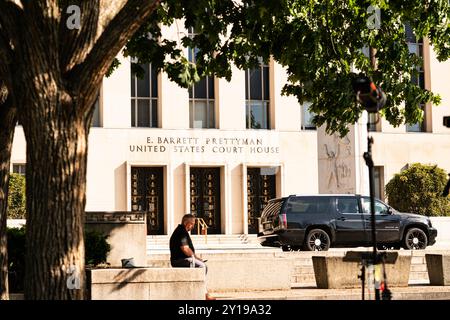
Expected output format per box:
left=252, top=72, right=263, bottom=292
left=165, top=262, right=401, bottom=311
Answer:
left=7, top=173, right=26, bottom=219
left=84, top=230, right=111, bottom=266
left=6, top=228, right=111, bottom=292
left=385, top=163, right=450, bottom=216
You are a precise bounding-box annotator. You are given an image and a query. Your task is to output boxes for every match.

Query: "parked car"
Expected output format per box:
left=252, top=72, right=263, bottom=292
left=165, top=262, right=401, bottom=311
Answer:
left=257, top=194, right=437, bottom=251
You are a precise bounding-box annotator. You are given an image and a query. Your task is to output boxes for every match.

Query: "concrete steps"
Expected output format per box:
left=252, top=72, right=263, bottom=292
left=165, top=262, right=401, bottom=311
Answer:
left=146, top=237, right=449, bottom=287
left=147, top=234, right=264, bottom=252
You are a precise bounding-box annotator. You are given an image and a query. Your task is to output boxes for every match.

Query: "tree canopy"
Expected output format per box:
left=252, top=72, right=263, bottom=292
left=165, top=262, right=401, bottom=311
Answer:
left=1, top=0, right=450, bottom=300
left=122, top=0, right=450, bottom=136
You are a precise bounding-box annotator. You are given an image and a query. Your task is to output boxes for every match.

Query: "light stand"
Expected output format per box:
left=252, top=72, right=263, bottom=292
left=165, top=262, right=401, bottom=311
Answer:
left=362, top=120, right=379, bottom=300
left=352, top=72, right=390, bottom=300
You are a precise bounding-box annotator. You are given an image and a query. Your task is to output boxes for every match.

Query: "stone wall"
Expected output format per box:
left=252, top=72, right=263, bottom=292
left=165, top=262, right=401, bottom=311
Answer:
left=85, top=211, right=147, bottom=267
left=87, top=268, right=205, bottom=300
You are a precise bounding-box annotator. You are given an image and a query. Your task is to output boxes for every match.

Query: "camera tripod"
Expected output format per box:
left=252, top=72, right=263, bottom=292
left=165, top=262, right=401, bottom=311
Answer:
left=351, top=115, right=394, bottom=300
left=344, top=251, right=395, bottom=300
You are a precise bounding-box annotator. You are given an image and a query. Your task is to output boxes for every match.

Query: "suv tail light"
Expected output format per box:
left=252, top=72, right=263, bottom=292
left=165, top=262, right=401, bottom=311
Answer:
left=280, top=213, right=287, bottom=229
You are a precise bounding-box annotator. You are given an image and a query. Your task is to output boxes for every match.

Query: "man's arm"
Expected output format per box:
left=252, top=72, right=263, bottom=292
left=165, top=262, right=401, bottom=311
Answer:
left=180, top=245, right=203, bottom=261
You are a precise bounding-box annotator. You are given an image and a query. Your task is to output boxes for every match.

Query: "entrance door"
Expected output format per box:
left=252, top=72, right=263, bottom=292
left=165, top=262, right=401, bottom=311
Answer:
left=190, top=167, right=221, bottom=234
left=247, top=168, right=276, bottom=234
left=131, top=167, right=164, bottom=235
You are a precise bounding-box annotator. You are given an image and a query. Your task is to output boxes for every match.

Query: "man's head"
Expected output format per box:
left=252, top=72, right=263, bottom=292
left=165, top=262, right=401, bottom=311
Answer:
left=182, top=214, right=196, bottom=232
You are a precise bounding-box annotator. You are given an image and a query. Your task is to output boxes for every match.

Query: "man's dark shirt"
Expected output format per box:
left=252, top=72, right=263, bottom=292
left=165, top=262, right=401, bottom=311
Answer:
left=170, top=224, right=195, bottom=262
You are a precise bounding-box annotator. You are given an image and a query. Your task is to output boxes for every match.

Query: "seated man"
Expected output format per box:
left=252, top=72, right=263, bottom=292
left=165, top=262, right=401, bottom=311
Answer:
left=169, top=213, right=214, bottom=300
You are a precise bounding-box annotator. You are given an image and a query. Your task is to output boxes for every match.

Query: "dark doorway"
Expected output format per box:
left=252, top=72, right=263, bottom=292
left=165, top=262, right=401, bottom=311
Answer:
left=247, top=167, right=276, bottom=234
left=131, top=167, right=164, bottom=235
left=190, top=167, right=221, bottom=234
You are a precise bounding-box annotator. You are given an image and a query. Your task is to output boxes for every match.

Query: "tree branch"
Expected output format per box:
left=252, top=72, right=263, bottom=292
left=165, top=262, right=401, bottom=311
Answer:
left=68, top=0, right=161, bottom=111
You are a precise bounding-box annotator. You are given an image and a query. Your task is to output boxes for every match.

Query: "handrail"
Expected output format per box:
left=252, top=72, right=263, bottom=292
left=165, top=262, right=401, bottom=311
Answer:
left=196, top=218, right=208, bottom=244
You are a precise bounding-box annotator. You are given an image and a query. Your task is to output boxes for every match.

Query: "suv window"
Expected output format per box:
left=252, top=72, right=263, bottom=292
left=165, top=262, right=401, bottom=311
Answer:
left=362, top=197, right=389, bottom=215
left=261, top=199, right=284, bottom=218
left=336, top=197, right=360, bottom=214
left=286, top=196, right=331, bottom=214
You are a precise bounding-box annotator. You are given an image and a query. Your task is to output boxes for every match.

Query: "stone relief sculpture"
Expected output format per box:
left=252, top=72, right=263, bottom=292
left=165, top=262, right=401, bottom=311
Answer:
left=323, top=133, right=353, bottom=193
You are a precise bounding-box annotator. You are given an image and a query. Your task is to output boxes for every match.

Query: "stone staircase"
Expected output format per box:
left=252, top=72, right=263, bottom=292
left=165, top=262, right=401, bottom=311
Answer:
left=408, top=251, right=430, bottom=283
left=147, top=234, right=264, bottom=253
left=146, top=235, right=440, bottom=287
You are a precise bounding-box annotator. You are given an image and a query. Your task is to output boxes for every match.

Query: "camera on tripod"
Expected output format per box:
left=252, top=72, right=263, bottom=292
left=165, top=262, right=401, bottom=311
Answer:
left=351, top=73, right=387, bottom=113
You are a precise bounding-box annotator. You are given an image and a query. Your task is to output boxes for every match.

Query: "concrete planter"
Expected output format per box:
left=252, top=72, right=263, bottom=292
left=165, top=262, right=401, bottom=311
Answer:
left=206, top=257, right=294, bottom=292
left=87, top=267, right=206, bottom=300
left=312, top=251, right=412, bottom=289
left=425, top=254, right=450, bottom=285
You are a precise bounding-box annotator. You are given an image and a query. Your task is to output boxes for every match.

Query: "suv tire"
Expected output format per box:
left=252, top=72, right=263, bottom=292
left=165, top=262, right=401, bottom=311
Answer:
left=303, top=229, right=330, bottom=251
left=403, top=227, right=428, bottom=250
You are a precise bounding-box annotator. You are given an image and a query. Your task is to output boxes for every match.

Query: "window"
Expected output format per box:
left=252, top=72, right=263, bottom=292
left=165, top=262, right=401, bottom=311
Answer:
left=12, top=164, right=26, bottom=175
left=405, top=23, right=425, bottom=133
left=336, top=197, right=360, bottom=214
left=286, top=196, right=332, bottom=214
left=301, top=102, right=316, bottom=130
left=188, top=27, right=215, bottom=129
left=362, top=197, right=389, bottom=215
left=374, top=166, right=385, bottom=201
left=131, top=63, right=158, bottom=127
left=91, top=94, right=101, bottom=127
left=245, top=60, right=270, bottom=129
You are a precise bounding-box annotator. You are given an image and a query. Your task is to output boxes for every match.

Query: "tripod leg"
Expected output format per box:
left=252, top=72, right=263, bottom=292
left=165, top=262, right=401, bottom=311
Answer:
left=361, top=265, right=365, bottom=300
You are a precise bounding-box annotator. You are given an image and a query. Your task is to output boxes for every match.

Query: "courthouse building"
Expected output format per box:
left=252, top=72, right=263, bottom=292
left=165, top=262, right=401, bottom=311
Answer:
left=10, top=25, right=450, bottom=236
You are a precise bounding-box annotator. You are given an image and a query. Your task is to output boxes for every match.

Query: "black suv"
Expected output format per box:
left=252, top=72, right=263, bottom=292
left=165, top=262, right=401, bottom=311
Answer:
left=257, top=194, right=437, bottom=251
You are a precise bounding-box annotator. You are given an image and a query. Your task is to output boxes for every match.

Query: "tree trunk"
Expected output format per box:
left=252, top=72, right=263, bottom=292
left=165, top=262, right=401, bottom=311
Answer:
left=21, top=96, right=90, bottom=300
left=1, top=0, right=160, bottom=300
left=0, top=90, right=16, bottom=300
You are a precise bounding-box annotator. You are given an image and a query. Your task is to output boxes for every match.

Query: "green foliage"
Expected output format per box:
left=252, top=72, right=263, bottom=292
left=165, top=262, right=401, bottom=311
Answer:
left=120, top=0, right=450, bottom=136
left=6, top=228, right=111, bottom=292
left=385, top=163, right=450, bottom=216
left=84, top=230, right=111, bottom=266
left=7, top=173, right=26, bottom=219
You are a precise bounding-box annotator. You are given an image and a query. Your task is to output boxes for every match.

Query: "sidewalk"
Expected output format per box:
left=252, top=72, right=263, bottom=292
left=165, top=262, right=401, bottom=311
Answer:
left=212, top=284, right=450, bottom=300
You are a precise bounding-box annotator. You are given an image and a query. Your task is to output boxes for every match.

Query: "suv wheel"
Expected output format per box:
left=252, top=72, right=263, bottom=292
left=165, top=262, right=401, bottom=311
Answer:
left=403, top=228, right=428, bottom=250
left=303, top=229, right=330, bottom=251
